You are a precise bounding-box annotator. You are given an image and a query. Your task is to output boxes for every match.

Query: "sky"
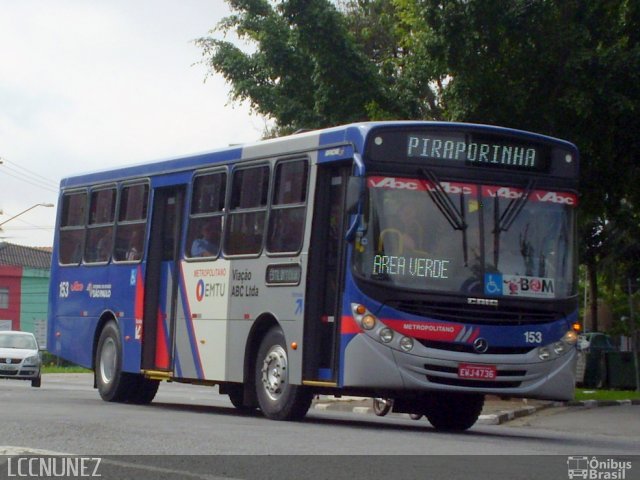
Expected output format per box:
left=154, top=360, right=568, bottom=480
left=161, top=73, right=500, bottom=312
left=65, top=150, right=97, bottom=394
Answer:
left=0, top=0, right=264, bottom=247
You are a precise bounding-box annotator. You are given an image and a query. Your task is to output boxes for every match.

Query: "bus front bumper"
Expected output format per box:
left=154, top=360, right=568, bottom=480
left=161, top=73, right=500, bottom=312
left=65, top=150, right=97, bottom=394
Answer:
left=342, top=333, right=577, bottom=401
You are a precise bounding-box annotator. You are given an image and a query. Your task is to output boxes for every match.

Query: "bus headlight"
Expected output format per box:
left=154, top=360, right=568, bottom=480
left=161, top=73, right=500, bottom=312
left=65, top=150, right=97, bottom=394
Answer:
left=361, top=315, right=376, bottom=330
left=553, top=342, right=566, bottom=355
left=399, top=336, right=414, bottom=352
left=562, top=329, right=578, bottom=345
left=538, top=347, right=551, bottom=360
left=379, top=328, right=394, bottom=343
left=352, top=304, right=377, bottom=330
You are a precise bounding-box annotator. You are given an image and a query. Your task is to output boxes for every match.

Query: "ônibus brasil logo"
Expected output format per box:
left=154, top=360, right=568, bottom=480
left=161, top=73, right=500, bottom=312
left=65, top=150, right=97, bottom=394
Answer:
left=567, top=456, right=632, bottom=479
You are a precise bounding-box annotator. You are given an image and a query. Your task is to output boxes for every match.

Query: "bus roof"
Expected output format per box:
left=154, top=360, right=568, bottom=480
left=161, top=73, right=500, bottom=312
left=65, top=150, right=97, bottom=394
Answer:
left=59, top=121, right=578, bottom=189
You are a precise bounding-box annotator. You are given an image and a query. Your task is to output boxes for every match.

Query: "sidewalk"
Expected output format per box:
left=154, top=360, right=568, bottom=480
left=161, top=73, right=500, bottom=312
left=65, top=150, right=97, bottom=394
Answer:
left=311, top=395, right=640, bottom=425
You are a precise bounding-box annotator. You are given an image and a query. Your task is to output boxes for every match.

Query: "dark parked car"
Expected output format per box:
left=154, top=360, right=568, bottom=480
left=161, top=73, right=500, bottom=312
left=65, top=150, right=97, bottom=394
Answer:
left=578, top=332, right=618, bottom=389
left=578, top=332, right=618, bottom=352
left=0, top=331, right=41, bottom=387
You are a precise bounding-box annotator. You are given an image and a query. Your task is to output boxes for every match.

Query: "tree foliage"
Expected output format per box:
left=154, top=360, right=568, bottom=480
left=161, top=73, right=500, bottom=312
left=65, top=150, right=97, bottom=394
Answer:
left=199, top=0, right=640, bottom=329
left=390, top=0, right=640, bottom=331
left=196, top=0, right=394, bottom=134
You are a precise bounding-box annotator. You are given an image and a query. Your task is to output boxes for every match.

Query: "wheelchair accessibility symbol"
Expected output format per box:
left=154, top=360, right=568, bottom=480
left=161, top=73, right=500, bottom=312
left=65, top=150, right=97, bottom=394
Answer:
left=484, top=274, right=503, bottom=296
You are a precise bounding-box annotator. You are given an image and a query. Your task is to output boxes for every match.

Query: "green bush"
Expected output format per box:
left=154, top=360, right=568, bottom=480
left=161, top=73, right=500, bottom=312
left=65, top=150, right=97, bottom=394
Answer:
left=41, top=351, right=83, bottom=368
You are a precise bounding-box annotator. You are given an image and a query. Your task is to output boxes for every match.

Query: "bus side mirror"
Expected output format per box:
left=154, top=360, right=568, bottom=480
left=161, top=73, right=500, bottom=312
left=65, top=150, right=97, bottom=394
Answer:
left=345, top=176, right=363, bottom=214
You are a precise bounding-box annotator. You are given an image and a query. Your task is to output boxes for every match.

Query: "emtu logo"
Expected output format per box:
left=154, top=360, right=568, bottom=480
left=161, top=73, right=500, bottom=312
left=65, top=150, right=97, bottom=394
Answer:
left=196, top=279, right=205, bottom=302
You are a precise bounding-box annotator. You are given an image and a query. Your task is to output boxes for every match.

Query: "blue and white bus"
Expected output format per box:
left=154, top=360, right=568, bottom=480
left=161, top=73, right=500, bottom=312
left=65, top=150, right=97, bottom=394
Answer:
left=48, top=121, right=579, bottom=430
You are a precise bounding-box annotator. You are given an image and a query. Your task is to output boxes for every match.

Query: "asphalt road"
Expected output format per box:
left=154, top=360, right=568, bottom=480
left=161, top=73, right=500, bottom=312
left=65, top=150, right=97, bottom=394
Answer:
left=0, top=374, right=638, bottom=479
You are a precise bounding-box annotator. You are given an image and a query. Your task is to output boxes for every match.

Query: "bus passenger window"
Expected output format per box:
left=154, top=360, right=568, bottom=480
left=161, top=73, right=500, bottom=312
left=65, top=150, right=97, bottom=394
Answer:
left=267, top=159, right=308, bottom=254
left=58, top=191, right=87, bottom=265
left=84, top=187, right=116, bottom=263
left=267, top=208, right=304, bottom=253
left=114, top=224, right=145, bottom=262
left=186, top=172, right=226, bottom=259
left=85, top=226, right=113, bottom=263
left=188, top=217, right=222, bottom=257
left=113, top=184, right=148, bottom=262
left=59, top=230, right=84, bottom=265
left=224, top=165, right=269, bottom=256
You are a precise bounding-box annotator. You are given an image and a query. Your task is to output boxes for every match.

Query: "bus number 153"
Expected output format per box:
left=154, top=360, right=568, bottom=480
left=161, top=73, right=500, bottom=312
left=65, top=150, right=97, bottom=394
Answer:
left=524, top=331, right=543, bottom=344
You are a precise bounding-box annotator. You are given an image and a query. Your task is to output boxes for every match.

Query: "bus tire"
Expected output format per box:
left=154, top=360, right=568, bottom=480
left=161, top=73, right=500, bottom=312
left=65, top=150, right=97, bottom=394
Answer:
left=372, top=398, right=392, bottom=416
left=255, top=327, right=312, bottom=421
left=424, top=392, right=484, bottom=432
left=95, top=321, right=132, bottom=402
left=227, top=384, right=257, bottom=412
left=128, top=376, right=160, bottom=405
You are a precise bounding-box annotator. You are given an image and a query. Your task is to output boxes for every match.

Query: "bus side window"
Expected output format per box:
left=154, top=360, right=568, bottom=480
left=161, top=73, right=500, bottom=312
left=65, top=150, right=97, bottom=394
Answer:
left=59, top=191, right=87, bottom=265
left=267, top=159, right=308, bottom=253
left=113, top=183, right=149, bottom=262
left=84, top=187, right=116, bottom=263
left=224, top=165, right=269, bottom=256
left=186, top=172, right=226, bottom=259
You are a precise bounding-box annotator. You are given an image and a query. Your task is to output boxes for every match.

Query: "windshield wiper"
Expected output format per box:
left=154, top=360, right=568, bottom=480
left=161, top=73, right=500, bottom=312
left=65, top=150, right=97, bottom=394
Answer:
left=498, top=179, right=536, bottom=232
left=493, top=179, right=536, bottom=266
left=420, top=168, right=470, bottom=264
left=420, top=168, right=466, bottom=231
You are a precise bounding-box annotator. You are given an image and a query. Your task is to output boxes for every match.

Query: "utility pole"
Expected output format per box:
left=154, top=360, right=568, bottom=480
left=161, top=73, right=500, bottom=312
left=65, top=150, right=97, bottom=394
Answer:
left=628, top=278, right=640, bottom=392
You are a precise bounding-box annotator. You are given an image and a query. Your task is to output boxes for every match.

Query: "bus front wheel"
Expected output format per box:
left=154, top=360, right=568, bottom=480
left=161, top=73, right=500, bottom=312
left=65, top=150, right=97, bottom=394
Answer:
left=424, top=392, right=484, bottom=432
left=255, top=327, right=312, bottom=421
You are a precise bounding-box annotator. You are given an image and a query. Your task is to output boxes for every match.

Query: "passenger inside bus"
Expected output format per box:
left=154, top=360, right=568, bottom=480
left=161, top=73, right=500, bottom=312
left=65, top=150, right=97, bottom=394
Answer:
left=191, top=222, right=218, bottom=257
left=126, top=229, right=143, bottom=261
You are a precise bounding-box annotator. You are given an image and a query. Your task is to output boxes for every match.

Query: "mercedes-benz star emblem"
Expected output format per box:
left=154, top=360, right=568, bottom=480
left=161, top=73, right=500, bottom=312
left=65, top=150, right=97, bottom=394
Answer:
left=473, top=337, right=489, bottom=353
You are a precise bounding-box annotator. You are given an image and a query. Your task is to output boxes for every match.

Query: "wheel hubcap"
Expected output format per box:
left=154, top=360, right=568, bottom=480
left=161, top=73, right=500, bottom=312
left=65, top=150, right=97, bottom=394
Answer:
left=99, top=337, right=116, bottom=385
left=261, top=345, right=287, bottom=401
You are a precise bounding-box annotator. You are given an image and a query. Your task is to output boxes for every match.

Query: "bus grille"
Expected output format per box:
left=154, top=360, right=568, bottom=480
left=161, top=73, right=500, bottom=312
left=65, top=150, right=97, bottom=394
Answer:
left=385, top=300, right=560, bottom=325
left=416, top=339, right=534, bottom=355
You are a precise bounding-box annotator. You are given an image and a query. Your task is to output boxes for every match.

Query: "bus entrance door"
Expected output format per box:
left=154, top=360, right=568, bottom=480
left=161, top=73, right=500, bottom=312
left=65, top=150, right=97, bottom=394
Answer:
left=141, top=186, right=185, bottom=372
left=304, top=166, right=348, bottom=384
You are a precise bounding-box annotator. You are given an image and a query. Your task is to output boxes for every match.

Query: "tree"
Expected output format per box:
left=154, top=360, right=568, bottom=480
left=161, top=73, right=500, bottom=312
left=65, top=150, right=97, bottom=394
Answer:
left=199, top=1, right=640, bottom=328
left=196, top=0, right=394, bottom=134
left=391, top=0, right=640, bottom=330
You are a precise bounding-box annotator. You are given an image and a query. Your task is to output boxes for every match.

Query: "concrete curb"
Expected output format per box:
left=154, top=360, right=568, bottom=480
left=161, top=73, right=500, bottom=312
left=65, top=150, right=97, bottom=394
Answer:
left=312, top=398, right=640, bottom=425
left=567, top=399, right=640, bottom=408
left=476, top=402, right=561, bottom=425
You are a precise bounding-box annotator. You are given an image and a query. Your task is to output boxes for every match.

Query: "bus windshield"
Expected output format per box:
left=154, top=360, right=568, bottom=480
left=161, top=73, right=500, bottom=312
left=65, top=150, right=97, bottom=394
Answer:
left=353, top=176, right=577, bottom=299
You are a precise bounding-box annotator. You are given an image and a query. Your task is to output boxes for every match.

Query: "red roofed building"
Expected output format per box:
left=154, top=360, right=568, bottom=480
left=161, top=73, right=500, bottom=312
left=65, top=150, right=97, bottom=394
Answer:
left=0, top=242, right=51, bottom=346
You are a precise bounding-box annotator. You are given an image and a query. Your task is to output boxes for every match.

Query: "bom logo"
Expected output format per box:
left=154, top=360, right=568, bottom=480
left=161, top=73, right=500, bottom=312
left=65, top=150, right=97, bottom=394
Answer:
left=505, top=277, right=554, bottom=295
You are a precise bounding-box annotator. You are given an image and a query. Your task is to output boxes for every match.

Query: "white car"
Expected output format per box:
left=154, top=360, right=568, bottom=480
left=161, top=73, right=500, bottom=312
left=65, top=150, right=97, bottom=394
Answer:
left=0, top=331, right=42, bottom=387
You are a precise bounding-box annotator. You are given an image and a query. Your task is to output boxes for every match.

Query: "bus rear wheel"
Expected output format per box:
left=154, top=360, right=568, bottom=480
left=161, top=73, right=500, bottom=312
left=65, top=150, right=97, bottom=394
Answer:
left=95, top=321, right=132, bottom=402
left=255, top=327, right=312, bottom=421
left=128, top=376, right=160, bottom=404
left=424, top=392, right=484, bottom=432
